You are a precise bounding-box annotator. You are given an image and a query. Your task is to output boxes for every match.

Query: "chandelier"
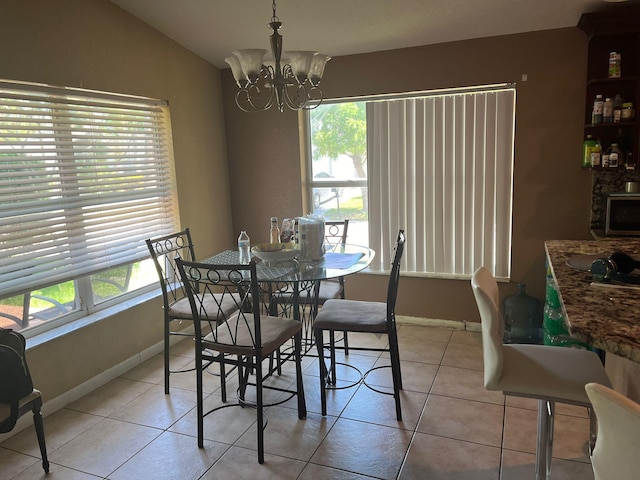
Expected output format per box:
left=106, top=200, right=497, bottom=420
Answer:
left=225, top=0, right=331, bottom=112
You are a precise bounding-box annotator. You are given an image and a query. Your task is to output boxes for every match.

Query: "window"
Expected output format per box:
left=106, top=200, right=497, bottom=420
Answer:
left=0, top=80, right=179, bottom=334
left=306, top=85, right=515, bottom=279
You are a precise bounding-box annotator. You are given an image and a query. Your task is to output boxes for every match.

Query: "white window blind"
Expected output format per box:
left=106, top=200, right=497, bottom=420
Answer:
left=367, top=87, right=515, bottom=280
left=0, top=80, right=179, bottom=298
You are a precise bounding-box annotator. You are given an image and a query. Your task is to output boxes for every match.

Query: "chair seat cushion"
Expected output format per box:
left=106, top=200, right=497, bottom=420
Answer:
left=168, top=293, right=239, bottom=321
left=498, top=344, right=611, bottom=405
left=203, top=313, right=302, bottom=357
left=0, top=389, right=41, bottom=422
left=313, top=299, right=387, bottom=333
left=316, top=280, right=343, bottom=303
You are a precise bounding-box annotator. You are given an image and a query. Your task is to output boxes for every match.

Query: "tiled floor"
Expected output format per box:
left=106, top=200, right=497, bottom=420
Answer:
left=0, top=323, right=595, bottom=479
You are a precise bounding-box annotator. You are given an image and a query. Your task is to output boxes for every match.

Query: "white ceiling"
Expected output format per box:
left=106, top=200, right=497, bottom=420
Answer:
left=110, top=0, right=617, bottom=69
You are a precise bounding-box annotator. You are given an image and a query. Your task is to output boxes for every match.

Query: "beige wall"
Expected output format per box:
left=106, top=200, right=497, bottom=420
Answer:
left=0, top=0, right=614, bottom=410
left=0, top=0, right=233, bottom=401
left=223, top=28, right=592, bottom=322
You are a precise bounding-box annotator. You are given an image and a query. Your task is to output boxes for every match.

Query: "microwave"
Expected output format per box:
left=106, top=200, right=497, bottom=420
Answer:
left=606, top=194, right=640, bottom=236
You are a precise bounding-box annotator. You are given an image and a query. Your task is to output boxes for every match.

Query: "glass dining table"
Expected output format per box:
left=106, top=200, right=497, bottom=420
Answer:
left=203, top=243, right=375, bottom=349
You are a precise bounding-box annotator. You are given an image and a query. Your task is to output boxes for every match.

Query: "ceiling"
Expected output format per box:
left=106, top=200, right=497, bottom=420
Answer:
left=110, top=0, right=620, bottom=69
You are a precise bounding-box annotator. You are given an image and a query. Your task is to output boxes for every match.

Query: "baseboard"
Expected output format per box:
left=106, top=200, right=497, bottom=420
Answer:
left=0, top=331, right=191, bottom=442
left=397, top=315, right=480, bottom=332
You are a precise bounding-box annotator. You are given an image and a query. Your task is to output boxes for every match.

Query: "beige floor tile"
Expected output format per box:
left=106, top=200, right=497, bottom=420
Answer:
left=505, top=395, right=589, bottom=418
left=12, top=462, right=102, bottom=479
left=399, top=433, right=501, bottom=480
left=0, top=447, right=40, bottom=480
left=1, top=408, right=102, bottom=458
left=430, top=365, right=505, bottom=405
left=236, top=408, right=335, bottom=461
left=299, top=462, right=374, bottom=480
left=366, top=358, right=438, bottom=394
left=418, top=394, right=504, bottom=447
left=311, top=418, right=412, bottom=480
left=48, top=418, right=161, bottom=477
left=67, top=377, right=154, bottom=417
left=169, top=388, right=258, bottom=445
left=109, top=431, right=228, bottom=480
left=2, top=323, right=601, bottom=480
left=397, top=324, right=453, bottom=343
left=449, top=330, right=483, bottom=346
left=279, top=371, right=358, bottom=417
left=501, top=448, right=595, bottom=480
left=340, top=384, right=427, bottom=430
left=398, top=337, right=448, bottom=365
left=441, top=342, right=484, bottom=371
left=202, top=445, right=306, bottom=479
left=503, top=406, right=591, bottom=462
left=109, top=384, right=197, bottom=429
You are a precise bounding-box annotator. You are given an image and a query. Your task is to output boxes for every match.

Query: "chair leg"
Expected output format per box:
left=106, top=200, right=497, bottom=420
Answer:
left=164, top=319, right=171, bottom=394
left=314, top=328, right=328, bottom=416
left=219, top=354, right=227, bottom=403
left=328, top=331, right=337, bottom=385
left=343, top=331, right=349, bottom=355
left=294, top=331, right=307, bottom=419
left=388, top=327, right=403, bottom=390
left=31, top=399, right=49, bottom=473
left=536, top=399, right=554, bottom=480
left=256, top=355, right=264, bottom=464
left=388, top=329, right=403, bottom=421
left=196, top=348, right=204, bottom=449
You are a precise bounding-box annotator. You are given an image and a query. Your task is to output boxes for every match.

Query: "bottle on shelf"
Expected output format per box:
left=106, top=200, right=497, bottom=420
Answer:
left=613, top=94, right=624, bottom=123
left=238, top=231, right=251, bottom=264
left=603, top=97, right=613, bottom=123
left=622, top=102, right=635, bottom=122
left=607, top=143, right=622, bottom=168
left=583, top=135, right=598, bottom=167
left=591, top=139, right=602, bottom=167
left=592, top=94, right=604, bottom=124
left=269, top=217, right=280, bottom=244
left=608, top=51, right=621, bottom=79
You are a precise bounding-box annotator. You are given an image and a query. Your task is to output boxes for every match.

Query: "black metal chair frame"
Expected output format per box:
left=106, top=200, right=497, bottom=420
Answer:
left=313, top=229, right=406, bottom=421
left=175, top=259, right=307, bottom=464
left=146, top=228, right=226, bottom=395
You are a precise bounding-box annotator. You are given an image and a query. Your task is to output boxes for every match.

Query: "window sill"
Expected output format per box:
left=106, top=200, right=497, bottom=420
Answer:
left=26, top=287, right=162, bottom=349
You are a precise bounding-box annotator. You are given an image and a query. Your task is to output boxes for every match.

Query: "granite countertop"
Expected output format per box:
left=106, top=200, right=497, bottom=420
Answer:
left=545, top=239, right=640, bottom=363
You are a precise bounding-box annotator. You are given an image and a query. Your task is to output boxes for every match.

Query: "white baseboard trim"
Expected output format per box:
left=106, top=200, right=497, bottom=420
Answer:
left=397, top=315, right=481, bottom=332
left=0, top=332, right=190, bottom=442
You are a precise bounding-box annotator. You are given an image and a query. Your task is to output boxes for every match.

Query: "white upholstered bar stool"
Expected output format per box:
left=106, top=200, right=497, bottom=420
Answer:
left=471, top=267, right=611, bottom=480
left=585, top=383, right=640, bottom=480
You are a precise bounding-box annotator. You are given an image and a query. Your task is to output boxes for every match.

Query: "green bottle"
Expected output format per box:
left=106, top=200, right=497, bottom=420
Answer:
left=582, top=135, right=597, bottom=168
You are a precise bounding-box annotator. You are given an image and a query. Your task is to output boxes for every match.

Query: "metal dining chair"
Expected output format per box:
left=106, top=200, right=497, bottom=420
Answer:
left=175, top=258, right=307, bottom=464
left=146, top=228, right=239, bottom=394
left=471, top=266, right=611, bottom=480
left=313, top=229, right=405, bottom=421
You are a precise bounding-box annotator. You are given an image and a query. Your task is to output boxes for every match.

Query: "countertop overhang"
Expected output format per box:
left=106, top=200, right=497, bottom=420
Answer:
left=545, top=238, right=640, bottom=363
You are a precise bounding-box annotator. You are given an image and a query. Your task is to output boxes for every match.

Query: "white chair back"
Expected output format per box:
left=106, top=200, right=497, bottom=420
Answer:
left=471, top=267, right=504, bottom=391
left=585, top=383, right=640, bottom=480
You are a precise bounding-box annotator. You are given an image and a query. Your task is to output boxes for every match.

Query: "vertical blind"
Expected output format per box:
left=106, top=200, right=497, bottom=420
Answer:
left=367, top=87, right=515, bottom=280
left=0, top=80, right=179, bottom=298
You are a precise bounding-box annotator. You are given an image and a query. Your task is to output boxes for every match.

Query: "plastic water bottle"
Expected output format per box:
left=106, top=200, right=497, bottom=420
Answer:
left=238, top=231, right=250, bottom=264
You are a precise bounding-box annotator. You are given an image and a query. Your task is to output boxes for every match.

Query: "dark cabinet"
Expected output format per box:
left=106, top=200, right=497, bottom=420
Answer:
left=579, top=7, right=640, bottom=170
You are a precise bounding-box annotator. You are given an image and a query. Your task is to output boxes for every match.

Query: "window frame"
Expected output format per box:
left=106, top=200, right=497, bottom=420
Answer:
left=0, top=79, right=179, bottom=335
left=303, top=84, right=515, bottom=279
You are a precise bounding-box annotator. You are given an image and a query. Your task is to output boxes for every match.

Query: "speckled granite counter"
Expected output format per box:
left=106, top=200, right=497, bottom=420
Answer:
left=545, top=239, right=640, bottom=363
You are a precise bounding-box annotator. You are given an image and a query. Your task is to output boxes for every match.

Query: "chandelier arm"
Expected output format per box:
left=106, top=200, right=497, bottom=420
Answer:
left=228, top=0, right=328, bottom=112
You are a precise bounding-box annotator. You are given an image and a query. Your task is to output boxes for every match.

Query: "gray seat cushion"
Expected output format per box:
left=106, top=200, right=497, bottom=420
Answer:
left=313, top=298, right=387, bottom=333
left=203, top=314, right=302, bottom=357
left=168, top=293, right=239, bottom=321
